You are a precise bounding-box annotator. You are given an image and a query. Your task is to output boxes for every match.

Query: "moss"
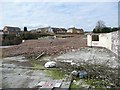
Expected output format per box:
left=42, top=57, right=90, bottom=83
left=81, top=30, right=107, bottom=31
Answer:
left=70, top=82, right=80, bottom=89
left=32, top=63, right=44, bottom=70
left=45, top=69, right=65, bottom=79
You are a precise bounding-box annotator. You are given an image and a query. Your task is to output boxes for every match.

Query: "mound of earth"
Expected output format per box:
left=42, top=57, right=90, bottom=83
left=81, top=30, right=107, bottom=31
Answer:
left=2, top=35, right=87, bottom=58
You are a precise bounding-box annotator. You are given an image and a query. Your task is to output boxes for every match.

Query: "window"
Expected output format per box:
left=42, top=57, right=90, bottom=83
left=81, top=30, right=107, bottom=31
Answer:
left=92, top=35, right=99, bottom=41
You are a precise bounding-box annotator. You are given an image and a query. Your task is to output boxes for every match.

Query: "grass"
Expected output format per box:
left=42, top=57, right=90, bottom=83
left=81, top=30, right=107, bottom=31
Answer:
left=45, top=69, right=65, bottom=79
left=84, top=79, right=115, bottom=89
left=32, top=63, right=44, bottom=70
left=70, top=82, right=80, bottom=89
left=70, top=78, right=115, bottom=89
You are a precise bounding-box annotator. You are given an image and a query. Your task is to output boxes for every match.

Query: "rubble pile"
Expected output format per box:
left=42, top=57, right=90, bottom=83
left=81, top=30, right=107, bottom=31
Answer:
left=2, top=35, right=87, bottom=58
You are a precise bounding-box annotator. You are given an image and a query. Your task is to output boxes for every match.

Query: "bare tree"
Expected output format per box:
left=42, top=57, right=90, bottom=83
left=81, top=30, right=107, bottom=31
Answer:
left=95, top=20, right=106, bottom=29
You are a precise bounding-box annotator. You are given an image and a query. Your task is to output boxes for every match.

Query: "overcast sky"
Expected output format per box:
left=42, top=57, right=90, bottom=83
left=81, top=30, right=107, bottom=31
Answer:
left=0, top=0, right=119, bottom=31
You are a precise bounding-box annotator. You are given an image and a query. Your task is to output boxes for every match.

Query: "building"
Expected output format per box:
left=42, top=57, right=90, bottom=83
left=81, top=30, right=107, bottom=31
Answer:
left=30, top=26, right=53, bottom=34
left=52, top=27, right=67, bottom=34
left=38, top=26, right=53, bottom=33
left=30, top=27, right=67, bottom=34
left=87, top=30, right=120, bottom=56
left=67, top=27, right=84, bottom=34
left=3, top=26, right=21, bottom=35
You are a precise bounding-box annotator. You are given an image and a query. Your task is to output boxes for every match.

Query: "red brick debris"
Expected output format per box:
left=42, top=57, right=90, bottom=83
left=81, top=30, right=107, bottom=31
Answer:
left=2, top=35, right=87, bottom=58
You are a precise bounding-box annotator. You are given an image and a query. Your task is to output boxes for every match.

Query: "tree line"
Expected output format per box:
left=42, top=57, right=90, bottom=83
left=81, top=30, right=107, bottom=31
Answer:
left=93, top=20, right=119, bottom=33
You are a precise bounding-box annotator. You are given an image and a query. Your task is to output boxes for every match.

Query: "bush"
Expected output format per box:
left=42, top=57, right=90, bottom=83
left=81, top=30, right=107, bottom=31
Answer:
left=20, top=32, right=38, bottom=40
left=93, top=27, right=119, bottom=33
left=1, top=32, right=53, bottom=46
left=2, top=34, right=22, bottom=46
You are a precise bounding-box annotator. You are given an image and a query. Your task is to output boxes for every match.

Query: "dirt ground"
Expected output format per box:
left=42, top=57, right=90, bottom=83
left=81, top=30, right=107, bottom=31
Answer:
left=2, top=35, right=87, bottom=58
left=1, top=47, right=120, bottom=89
left=2, top=56, right=54, bottom=88
left=1, top=35, right=120, bottom=89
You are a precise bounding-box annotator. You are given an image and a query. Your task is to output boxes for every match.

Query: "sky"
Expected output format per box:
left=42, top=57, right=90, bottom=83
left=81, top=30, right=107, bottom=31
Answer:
left=0, top=0, right=119, bottom=31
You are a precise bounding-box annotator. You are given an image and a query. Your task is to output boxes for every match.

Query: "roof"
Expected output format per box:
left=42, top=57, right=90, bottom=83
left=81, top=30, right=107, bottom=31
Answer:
left=3, top=26, right=21, bottom=31
left=37, top=27, right=50, bottom=30
left=68, top=27, right=83, bottom=31
left=52, top=28, right=67, bottom=31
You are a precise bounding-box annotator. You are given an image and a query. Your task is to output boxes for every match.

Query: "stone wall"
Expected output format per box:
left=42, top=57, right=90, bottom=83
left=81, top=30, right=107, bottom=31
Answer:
left=111, top=30, right=120, bottom=56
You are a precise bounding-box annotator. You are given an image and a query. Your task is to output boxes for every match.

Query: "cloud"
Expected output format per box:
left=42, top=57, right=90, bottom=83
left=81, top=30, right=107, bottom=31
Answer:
left=0, top=2, right=118, bottom=31
left=1, top=0, right=119, bottom=2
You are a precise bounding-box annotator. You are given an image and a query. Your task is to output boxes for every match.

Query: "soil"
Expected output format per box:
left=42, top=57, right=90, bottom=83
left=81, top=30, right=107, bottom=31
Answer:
left=2, top=35, right=87, bottom=58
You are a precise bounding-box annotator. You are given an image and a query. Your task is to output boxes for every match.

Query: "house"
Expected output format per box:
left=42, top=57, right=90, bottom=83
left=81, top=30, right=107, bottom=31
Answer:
left=87, top=30, right=120, bottom=56
left=30, top=27, right=67, bottom=34
left=30, top=26, right=53, bottom=34
left=3, top=26, right=21, bottom=35
left=67, top=27, right=84, bottom=34
left=37, top=26, right=53, bottom=33
left=52, top=27, right=67, bottom=34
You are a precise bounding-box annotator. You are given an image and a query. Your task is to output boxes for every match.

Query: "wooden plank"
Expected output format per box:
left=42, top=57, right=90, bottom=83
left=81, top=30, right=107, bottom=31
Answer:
left=35, top=52, right=45, bottom=60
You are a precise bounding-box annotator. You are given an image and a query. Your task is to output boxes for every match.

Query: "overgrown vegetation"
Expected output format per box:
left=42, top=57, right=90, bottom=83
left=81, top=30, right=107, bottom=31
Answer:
left=57, top=60, right=119, bottom=88
left=70, top=78, right=116, bottom=89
